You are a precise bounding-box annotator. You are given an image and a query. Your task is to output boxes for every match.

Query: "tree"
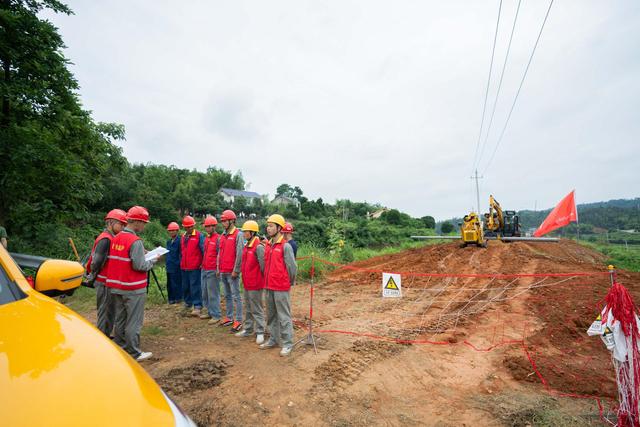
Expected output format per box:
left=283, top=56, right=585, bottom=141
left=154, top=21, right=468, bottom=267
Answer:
left=276, top=183, right=293, bottom=197
left=441, top=222, right=454, bottom=234
left=382, top=209, right=402, bottom=225
left=421, top=216, right=436, bottom=229
left=0, top=0, right=126, bottom=230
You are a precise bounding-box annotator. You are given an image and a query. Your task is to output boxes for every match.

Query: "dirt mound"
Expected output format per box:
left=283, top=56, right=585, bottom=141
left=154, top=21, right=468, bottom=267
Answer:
left=158, top=359, right=229, bottom=395
left=327, top=240, right=607, bottom=282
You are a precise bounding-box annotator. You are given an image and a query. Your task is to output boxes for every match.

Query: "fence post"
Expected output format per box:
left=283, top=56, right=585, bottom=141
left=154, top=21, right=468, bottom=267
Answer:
left=608, top=264, right=616, bottom=287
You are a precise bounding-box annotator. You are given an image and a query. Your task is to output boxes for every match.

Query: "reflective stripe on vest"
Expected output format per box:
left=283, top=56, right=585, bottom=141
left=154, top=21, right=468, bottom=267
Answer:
left=219, top=228, right=239, bottom=273
left=105, top=232, right=147, bottom=291
left=264, top=237, right=290, bottom=291
left=180, top=230, right=203, bottom=271
left=241, top=237, right=264, bottom=290
left=202, top=233, right=219, bottom=271
left=86, top=231, right=113, bottom=284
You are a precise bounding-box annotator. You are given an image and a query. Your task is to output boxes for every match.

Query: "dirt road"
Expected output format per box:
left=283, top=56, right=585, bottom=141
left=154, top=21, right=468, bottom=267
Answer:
left=77, top=240, right=640, bottom=425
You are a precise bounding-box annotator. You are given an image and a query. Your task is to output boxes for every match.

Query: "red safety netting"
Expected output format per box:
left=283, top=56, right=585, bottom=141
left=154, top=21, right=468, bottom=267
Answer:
left=291, top=255, right=621, bottom=424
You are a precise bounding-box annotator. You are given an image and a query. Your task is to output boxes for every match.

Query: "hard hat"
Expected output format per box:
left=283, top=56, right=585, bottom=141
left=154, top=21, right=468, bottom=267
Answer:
left=105, top=209, right=127, bottom=225
left=241, top=220, right=259, bottom=233
left=203, top=216, right=218, bottom=226
left=266, top=214, right=286, bottom=228
left=220, top=210, right=237, bottom=221
left=182, top=215, right=196, bottom=227
left=282, top=222, right=294, bottom=234
left=127, top=206, right=150, bottom=223
left=167, top=222, right=180, bottom=231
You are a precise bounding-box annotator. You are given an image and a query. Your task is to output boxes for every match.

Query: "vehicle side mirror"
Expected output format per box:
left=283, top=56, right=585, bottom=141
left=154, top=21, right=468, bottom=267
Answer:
left=35, top=259, right=85, bottom=297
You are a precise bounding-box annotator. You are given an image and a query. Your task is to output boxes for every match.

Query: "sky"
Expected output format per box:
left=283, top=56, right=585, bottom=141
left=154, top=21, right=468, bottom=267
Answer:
left=47, top=1, right=640, bottom=220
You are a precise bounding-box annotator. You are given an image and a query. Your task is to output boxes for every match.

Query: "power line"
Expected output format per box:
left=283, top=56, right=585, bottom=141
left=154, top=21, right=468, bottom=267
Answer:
left=481, top=0, right=555, bottom=175
left=474, top=0, right=522, bottom=171
left=471, top=0, right=503, bottom=173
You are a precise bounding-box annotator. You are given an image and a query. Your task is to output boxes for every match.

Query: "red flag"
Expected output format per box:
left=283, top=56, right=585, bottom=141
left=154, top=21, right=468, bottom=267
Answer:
left=534, top=190, right=578, bottom=237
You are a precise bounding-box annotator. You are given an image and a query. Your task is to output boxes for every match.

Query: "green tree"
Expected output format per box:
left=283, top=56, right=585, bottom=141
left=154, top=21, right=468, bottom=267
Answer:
left=0, top=0, right=128, bottom=231
left=441, top=222, right=454, bottom=234
left=421, top=215, right=436, bottom=229
left=382, top=209, right=402, bottom=225
left=276, top=183, right=293, bottom=197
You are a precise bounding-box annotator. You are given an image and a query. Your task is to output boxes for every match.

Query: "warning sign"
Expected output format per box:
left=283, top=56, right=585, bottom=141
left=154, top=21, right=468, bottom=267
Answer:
left=382, top=273, right=402, bottom=298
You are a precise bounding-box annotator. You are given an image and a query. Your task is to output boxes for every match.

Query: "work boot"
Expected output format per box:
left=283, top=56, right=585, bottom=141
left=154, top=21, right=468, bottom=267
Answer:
left=208, top=317, right=221, bottom=325
left=199, top=308, right=211, bottom=319
left=230, top=321, right=242, bottom=333
left=259, top=340, right=278, bottom=349
left=280, top=346, right=293, bottom=357
left=190, top=308, right=200, bottom=317
left=256, top=334, right=265, bottom=345
left=136, top=351, right=153, bottom=361
left=235, top=329, right=252, bottom=337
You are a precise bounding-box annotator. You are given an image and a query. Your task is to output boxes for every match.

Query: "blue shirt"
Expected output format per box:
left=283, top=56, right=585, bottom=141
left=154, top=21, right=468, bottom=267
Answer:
left=165, top=236, right=182, bottom=273
left=288, top=239, right=298, bottom=258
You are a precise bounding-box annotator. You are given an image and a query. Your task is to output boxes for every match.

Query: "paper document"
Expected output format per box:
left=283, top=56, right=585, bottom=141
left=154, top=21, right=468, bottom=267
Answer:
left=145, top=246, right=170, bottom=262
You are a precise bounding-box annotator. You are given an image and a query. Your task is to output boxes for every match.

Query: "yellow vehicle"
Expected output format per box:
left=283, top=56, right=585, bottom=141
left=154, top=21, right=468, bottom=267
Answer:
left=484, top=195, right=521, bottom=238
left=0, top=245, right=195, bottom=427
left=460, top=212, right=486, bottom=247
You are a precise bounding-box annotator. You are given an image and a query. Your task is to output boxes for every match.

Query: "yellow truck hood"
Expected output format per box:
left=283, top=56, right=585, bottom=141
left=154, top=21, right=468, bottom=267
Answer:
left=0, top=291, right=174, bottom=427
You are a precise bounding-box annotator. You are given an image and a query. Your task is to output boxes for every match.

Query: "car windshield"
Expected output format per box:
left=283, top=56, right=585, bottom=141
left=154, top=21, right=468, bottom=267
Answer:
left=0, top=263, right=27, bottom=306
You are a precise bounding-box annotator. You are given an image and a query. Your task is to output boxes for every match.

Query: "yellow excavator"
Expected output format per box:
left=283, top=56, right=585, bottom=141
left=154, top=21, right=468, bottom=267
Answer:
left=483, top=195, right=521, bottom=238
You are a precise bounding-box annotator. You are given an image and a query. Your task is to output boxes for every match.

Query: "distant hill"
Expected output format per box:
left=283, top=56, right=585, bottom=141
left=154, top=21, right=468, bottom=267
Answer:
left=518, top=198, right=640, bottom=231
left=437, top=198, right=640, bottom=234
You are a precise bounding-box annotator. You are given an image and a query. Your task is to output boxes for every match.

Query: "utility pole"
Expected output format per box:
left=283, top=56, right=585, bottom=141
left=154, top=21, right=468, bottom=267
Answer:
left=471, top=169, right=483, bottom=214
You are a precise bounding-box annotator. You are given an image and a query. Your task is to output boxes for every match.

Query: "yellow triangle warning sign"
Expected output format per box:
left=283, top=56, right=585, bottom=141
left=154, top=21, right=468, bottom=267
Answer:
left=385, top=276, right=399, bottom=290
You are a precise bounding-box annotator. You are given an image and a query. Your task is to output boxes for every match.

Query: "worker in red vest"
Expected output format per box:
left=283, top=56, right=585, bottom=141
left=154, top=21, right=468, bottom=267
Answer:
left=216, top=209, right=244, bottom=332
left=105, top=206, right=159, bottom=362
left=234, top=220, right=266, bottom=344
left=85, top=209, right=127, bottom=337
left=180, top=215, right=205, bottom=317
left=259, top=214, right=297, bottom=356
left=165, top=222, right=182, bottom=305
left=201, top=215, right=221, bottom=322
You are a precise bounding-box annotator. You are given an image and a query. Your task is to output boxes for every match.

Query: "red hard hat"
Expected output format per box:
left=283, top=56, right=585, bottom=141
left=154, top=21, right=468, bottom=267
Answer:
left=220, top=210, right=237, bottom=221
left=105, top=209, right=127, bottom=225
left=167, top=222, right=180, bottom=231
left=126, top=206, right=150, bottom=223
left=182, top=215, right=196, bottom=227
left=203, top=216, right=218, bottom=226
left=282, top=222, right=294, bottom=234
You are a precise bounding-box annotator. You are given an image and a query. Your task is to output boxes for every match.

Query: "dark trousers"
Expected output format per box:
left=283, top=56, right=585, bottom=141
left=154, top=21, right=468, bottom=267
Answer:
left=182, top=269, right=202, bottom=309
left=167, top=271, right=182, bottom=304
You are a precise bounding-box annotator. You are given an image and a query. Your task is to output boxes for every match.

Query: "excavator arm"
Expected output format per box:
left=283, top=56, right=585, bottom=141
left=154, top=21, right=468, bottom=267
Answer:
left=485, top=195, right=504, bottom=232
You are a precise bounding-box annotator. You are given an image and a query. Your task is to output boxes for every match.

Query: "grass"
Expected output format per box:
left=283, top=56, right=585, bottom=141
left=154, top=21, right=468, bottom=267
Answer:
left=579, top=241, right=640, bottom=272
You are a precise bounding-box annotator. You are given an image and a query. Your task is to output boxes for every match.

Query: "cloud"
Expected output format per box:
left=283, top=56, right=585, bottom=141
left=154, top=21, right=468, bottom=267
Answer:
left=48, top=0, right=640, bottom=219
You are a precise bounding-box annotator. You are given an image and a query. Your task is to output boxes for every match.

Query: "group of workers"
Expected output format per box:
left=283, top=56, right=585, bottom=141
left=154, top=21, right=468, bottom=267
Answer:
left=85, top=207, right=298, bottom=361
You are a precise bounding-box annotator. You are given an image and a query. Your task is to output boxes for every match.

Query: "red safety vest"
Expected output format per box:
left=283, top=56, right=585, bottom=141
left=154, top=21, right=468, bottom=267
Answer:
left=241, top=237, right=264, bottom=290
left=202, top=233, right=219, bottom=271
left=180, top=230, right=203, bottom=271
left=218, top=227, right=239, bottom=273
left=105, top=232, right=147, bottom=291
left=86, top=231, right=114, bottom=284
left=264, top=235, right=291, bottom=291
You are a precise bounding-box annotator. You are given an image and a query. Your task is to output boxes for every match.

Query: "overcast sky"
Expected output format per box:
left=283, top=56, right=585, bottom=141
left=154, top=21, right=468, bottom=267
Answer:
left=47, top=1, right=639, bottom=220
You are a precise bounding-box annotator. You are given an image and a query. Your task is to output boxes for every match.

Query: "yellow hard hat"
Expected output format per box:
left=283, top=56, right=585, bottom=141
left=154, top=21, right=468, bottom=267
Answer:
left=266, top=214, right=286, bottom=228
left=241, top=220, right=259, bottom=233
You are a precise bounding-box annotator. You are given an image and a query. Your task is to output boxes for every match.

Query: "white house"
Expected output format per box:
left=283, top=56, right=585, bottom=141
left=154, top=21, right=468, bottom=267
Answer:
left=218, top=188, right=263, bottom=204
left=271, top=194, right=300, bottom=209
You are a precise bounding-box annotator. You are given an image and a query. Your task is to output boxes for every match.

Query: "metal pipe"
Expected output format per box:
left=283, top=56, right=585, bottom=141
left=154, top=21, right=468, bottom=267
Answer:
left=486, top=236, right=559, bottom=242
left=411, top=236, right=460, bottom=240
